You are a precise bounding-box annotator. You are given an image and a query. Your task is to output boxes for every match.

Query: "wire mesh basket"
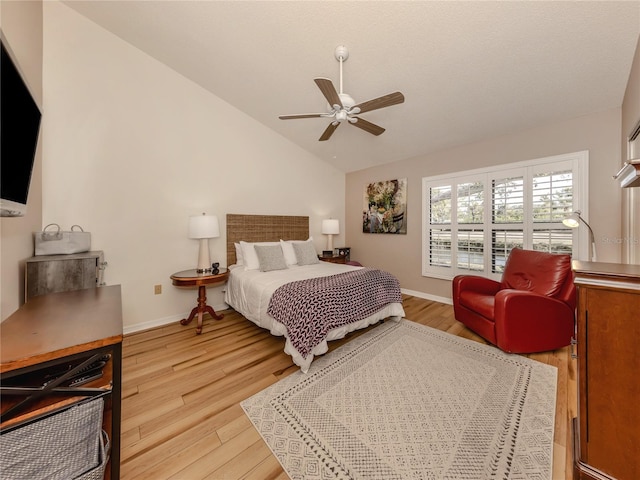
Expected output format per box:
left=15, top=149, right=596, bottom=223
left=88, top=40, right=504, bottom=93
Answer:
left=0, top=398, right=107, bottom=480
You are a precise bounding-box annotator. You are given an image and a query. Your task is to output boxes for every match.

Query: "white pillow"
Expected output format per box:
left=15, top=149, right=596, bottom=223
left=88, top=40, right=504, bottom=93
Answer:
left=280, top=237, right=313, bottom=265
left=240, top=241, right=280, bottom=270
left=255, top=244, right=288, bottom=272
left=293, top=240, right=320, bottom=266
left=234, top=242, right=243, bottom=266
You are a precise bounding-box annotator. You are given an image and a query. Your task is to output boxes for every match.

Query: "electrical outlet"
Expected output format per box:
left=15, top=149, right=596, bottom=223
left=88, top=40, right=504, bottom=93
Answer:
left=154, top=284, right=162, bottom=295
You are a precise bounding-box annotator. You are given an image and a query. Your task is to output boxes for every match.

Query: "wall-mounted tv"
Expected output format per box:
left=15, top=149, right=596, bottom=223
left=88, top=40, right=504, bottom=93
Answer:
left=1, top=40, right=42, bottom=217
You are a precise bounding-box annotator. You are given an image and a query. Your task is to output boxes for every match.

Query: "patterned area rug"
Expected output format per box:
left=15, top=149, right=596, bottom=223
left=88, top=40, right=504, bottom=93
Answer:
left=241, top=319, right=557, bottom=480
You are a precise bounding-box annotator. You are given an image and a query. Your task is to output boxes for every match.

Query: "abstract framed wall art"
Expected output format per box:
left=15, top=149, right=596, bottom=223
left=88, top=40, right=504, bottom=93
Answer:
left=362, top=178, right=407, bottom=234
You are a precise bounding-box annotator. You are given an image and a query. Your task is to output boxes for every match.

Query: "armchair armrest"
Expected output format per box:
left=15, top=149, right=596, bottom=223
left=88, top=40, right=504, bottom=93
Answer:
left=493, top=289, right=575, bottom=353
left=452, top=275, right=501, bottom=298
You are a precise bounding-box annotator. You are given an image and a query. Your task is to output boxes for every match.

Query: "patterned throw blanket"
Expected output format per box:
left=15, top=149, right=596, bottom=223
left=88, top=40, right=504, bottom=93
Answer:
left=267, top=268, right=402, bottom=359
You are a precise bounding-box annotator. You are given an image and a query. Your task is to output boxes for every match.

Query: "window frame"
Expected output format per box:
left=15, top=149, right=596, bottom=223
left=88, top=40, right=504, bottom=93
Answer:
left=422, top=151, right=589, bottom=280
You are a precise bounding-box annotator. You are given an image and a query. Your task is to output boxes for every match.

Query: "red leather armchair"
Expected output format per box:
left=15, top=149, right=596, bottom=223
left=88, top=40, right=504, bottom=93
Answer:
left=452, top=248, right=576, bottom=353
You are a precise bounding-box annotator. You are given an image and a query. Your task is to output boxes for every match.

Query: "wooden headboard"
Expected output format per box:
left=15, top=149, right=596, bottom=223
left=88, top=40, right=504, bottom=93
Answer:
left=226, top=214, right=309, bottom=266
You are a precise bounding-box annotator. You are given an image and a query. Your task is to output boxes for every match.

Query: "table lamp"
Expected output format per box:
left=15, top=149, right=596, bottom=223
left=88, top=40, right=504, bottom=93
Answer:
left=188, top=213, right=220, bottom=273
left=563, top=210, right=597, bottom=261
left=322, top=219, right=340, bottom=253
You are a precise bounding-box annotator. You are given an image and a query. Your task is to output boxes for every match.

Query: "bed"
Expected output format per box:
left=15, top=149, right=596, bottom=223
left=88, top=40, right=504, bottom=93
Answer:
left=224, top=214, right=405, bottom=372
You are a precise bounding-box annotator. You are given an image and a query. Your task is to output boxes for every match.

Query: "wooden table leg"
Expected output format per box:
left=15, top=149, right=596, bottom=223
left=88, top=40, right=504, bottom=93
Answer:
left=180, top=285, right=224, bottom=334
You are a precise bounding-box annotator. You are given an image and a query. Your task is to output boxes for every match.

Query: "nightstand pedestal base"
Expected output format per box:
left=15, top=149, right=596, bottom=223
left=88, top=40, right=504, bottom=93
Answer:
left=170, top=268, right=229, bottom=335
left=180, top=285, right=224, bottom=335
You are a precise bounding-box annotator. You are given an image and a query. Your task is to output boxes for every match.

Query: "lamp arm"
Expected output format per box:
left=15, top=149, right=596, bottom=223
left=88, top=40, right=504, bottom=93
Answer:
left=578, top=215, right=597, bottom=262
left=578, top=216, right=594, bottom=240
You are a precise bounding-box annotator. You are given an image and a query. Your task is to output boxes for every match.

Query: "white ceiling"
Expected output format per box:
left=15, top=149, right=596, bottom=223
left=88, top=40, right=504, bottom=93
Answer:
left=64, top=1, right=640, bottom=173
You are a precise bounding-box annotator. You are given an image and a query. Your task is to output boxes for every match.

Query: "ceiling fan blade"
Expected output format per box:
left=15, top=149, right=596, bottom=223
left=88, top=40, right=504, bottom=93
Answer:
left=352, top=91, right=404, bottom=114
left=319, top=122, right=339, bottom=141
left=279, top=113, right=328, bottom=120
left=350, top=117, right=385, bottom=136
left=314, top=78, right=342, bottom=109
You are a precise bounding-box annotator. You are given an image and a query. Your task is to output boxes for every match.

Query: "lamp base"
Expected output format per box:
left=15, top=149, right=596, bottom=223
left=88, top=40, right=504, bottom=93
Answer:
left=326, top=234, right=334, bottom=253
left=197, top=238, right=211, bottom=273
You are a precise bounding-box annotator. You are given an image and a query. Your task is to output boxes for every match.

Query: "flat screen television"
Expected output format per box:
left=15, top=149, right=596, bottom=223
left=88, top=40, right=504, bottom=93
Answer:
left=1, top=40, right=42, bottom=217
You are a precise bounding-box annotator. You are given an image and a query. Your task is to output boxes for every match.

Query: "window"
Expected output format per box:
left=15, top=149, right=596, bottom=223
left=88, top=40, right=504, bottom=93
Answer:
left=422, top=151, right=588, bottom=280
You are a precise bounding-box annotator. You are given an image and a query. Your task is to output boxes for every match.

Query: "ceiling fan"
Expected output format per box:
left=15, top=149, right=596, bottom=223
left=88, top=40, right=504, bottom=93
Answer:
left=279, top=46, right=405, bottom=141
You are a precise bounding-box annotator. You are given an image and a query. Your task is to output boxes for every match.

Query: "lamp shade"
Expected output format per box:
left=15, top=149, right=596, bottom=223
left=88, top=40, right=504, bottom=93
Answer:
left=562, top=212, right=580, bottom=228
left=321, top=219, right=340, bottom=235
left=188, top=214, right=220, bottom=239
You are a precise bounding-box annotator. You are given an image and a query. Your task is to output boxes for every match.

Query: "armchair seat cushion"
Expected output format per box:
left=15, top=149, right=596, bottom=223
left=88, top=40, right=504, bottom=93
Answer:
left=458, top=291, right=495, bottom=320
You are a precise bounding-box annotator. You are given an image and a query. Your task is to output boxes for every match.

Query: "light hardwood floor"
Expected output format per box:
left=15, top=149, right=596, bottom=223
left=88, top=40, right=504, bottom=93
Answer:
left=120, top=295, right=577, bottom=479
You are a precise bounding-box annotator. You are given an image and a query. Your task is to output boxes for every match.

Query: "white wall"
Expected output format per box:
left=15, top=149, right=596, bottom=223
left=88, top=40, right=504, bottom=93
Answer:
left=43, top=2, right=345, bottom=331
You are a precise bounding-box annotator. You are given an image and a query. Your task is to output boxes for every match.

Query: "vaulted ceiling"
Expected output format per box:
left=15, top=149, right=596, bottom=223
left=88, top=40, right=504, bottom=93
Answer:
left=64, top=1, right=640, bottom=173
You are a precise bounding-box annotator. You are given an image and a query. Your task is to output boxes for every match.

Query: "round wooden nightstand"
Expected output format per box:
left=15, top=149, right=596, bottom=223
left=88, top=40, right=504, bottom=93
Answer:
left=170, top=268, right=229, bottom=334
left=318, top=254, right=347, bottom=264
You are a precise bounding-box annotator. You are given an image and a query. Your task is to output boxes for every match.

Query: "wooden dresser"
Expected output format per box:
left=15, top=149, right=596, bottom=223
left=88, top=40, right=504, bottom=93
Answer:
left=572, top=261, right=640, bottom=480
left=1, top=285, right=123, bottom=480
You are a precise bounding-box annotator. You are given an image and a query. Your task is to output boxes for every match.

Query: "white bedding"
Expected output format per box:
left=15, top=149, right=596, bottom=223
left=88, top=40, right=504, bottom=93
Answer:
left=224, top=262, right=405, bottom=372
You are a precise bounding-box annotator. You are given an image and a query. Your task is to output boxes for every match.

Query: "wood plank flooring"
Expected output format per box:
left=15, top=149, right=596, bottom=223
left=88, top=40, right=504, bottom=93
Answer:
left=120, top=295, right=576, bottom=479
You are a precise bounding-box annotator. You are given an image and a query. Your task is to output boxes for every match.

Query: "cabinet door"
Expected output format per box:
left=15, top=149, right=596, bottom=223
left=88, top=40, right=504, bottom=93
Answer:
left=580, top=287, right=640, bottom=479
left=26, top=258, right=97, bottom=300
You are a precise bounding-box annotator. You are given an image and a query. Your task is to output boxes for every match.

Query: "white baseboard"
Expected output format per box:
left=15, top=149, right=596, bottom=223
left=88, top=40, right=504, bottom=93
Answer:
left=124, top=302, right=230, bottom=335
left=400, top=288, right=452, bottom=305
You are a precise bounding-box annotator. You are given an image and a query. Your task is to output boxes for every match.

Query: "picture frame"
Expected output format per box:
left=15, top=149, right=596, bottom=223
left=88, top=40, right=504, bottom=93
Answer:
left=362, top=178, right=407, bottom=234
